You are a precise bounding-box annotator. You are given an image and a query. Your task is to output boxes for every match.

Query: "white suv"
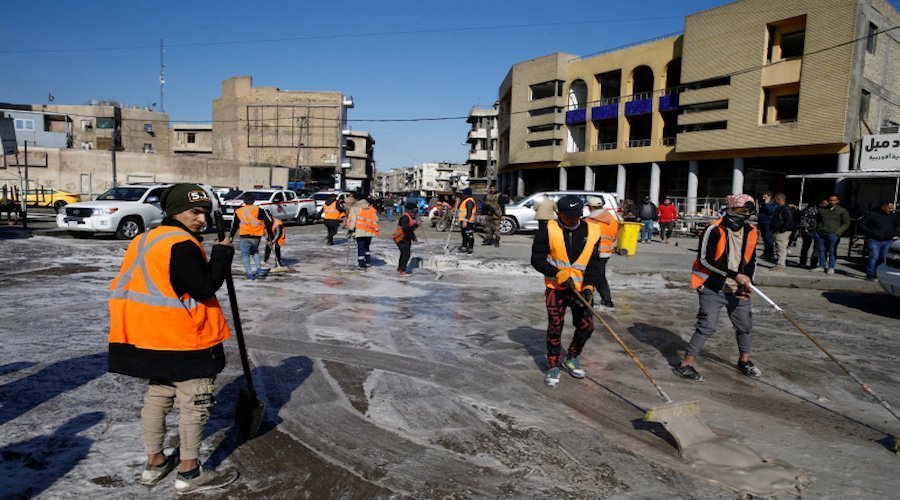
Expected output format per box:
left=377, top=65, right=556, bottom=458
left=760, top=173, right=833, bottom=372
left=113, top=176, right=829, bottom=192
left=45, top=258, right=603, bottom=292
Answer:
left=500, top=190, right=620, bottom=235
left=57, top=183, right=220, bottom=240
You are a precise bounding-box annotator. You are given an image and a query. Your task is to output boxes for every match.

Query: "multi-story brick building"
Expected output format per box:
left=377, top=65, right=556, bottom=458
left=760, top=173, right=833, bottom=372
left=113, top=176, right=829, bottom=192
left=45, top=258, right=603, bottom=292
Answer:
left=343, top=129, right=375, bottom=193
left=465, top=107, right=498, bottom=193
left=212, top=76, right=355, bottom=189
left=497, top=0, right=899, bottom=212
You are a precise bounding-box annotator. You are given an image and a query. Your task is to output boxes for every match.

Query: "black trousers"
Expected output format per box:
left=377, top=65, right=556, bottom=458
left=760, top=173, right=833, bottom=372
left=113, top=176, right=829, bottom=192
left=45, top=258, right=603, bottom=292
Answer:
left=356, top=236, right=372, bottom=268
left=460, top=222, right=475, bottom=250
left=263, top=242, right=282, bottom=266
left=595, top=257, right=612, bottom=304
left=396, top=240, right=411, bottom=271
left=325, top=220, right=340, bottom=245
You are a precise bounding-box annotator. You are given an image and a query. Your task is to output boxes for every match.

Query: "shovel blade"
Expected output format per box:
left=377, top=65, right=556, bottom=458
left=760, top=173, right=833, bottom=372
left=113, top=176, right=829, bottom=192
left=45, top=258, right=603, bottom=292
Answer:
left=643, top=400, right=718, bottom=454
left=235, top=388, right=265, bottom=438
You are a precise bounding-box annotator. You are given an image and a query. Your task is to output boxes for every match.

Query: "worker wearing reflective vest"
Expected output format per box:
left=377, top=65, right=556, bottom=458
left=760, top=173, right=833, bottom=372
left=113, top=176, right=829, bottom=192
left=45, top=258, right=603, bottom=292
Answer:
left=107, top=183, right=238, bottom=493
left=264, top=216, right=286, bottom=268
left=348, top=196, right=379, bottom=270
left=457, top=187, right=477, bottom=254
left=584, top=196, right=619, bottom=308
left=531, top=195, right=604, bottom=387
left=673, top=193, right=761, bottom=383
left=322, top=195, right=345, bottom=246
left=392, top=201, right=419, bottom=275
left=230, top=192, right=273, bottom=280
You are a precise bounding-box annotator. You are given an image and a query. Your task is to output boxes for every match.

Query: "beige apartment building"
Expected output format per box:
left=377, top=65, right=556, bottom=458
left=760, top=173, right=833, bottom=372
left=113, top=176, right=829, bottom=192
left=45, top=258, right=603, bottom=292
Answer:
left=465, top=107, right=498, bottom=192
left=343, top=129, right=375, bottom=193
left=212, top=76, right=355, bottom=189
left=172, top=123, right=212, bottom=155
left=498, top=0, right=899, bottom=213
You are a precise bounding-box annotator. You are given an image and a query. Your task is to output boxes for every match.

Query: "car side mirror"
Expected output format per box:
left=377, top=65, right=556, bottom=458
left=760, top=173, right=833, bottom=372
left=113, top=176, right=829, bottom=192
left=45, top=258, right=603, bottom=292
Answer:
left=146, top=196, right=160, bottom=204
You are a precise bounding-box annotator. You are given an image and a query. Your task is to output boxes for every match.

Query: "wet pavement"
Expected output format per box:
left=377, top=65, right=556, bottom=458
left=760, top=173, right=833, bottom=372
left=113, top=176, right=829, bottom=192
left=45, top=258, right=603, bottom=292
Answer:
left=1, top=220, right=898, bottom=498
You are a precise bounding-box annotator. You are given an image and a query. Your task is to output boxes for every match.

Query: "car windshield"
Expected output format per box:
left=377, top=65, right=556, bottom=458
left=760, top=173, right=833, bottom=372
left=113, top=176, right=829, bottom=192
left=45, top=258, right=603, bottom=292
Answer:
left=221, top=191, right=242, bottom=200
left=97, top=187, right=148, bottom=201
left=312, top=193, right=335, bottom=201
left=242, top=191, right=272, bottom=202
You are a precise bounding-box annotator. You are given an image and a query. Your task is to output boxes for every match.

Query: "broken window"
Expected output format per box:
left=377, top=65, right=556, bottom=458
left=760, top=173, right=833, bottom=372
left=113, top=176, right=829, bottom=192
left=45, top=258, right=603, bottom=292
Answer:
left=530, top=81, right=563, bottom=101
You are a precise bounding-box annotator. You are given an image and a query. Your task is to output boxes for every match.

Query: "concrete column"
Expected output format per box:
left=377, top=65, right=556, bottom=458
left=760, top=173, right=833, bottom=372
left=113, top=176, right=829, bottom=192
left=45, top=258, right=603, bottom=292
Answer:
left=516, top=170, right=525, bottom=198
left=616, top=164, right=626, bottom=201
left=584, top=166, right=594, bottom=191
left=687, top=160, right=699, bottom=214
left=650, top=162, right=661, bottom=205
left=732, top=157, right=744, bottom=195
left=835, top=152, right=850, bottom=199
left=559, top=167, right=568, bottom=191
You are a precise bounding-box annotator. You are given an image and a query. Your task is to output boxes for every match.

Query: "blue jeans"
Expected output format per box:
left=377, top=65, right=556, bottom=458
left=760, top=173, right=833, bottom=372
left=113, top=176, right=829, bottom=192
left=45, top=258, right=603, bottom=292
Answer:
left=759, top=222, right=775, bottom=258
left=866, top=239, right=893, bottom=277
left=640, top=220, right=654, bottom=242
left=385, top=206, right=394, bottom=221
left=239, top=237, right=262, bottom=275
left=815, top=232, right=840, bottom=270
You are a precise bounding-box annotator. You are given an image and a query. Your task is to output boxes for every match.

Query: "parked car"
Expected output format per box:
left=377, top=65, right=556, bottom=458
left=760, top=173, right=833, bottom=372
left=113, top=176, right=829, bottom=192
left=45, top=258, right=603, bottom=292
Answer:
left=57, top=183, right=220, bottom=240
left=25, top=189, right=81, bottom=212
left=500, top=190, right=620, bottom=235
left=221, top=188, right=317, bottom=225
left=876, top=240, right=900, bottom=299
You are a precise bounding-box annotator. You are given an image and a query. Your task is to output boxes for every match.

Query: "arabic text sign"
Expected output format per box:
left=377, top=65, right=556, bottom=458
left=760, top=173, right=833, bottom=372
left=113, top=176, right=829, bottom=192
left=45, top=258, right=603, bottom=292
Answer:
left=860, top=134, right=900, bottom=171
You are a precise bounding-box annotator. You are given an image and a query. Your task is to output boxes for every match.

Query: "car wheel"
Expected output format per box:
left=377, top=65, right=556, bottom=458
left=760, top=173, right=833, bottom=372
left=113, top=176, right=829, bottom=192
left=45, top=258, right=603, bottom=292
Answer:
left=296, top=210, right=309, bottom=226
left=53, top=200, right=68, bottom=213
left=499, top=216, right=517, bottom=236
left=116, top=216, right=144, bottom=240
left=435, top=219, right=449, bottom=232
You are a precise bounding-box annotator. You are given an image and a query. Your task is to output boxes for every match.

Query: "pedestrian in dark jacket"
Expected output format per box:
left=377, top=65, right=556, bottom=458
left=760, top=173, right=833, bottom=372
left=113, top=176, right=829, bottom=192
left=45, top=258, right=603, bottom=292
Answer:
left=812, top=194, right=850, bottom=274
left=859, top=201, right=899, bottom=279
left=637, top=196, right=658, bottom=243
left=108, top=183, right=238, bottom=494
left=393, top=202, right=419, bottom=275
left=798, top=200, right=825, bottom=269
left=757, top=192, right=776, bottom=261
left=769, top=193, right=797, bottom=271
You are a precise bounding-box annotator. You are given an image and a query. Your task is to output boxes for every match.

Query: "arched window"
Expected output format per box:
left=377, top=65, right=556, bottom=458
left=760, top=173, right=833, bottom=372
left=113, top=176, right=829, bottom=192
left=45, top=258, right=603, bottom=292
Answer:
left=345, top=139, right=356, bottom=151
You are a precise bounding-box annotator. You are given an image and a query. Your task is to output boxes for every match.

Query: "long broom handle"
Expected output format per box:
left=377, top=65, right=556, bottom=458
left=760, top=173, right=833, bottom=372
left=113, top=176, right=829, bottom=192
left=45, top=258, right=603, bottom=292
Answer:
left=215, top=211, right=258, bottom=402
left=570, top=286, right=673, bottom=404
left=750, top=284, right=900, bottom=423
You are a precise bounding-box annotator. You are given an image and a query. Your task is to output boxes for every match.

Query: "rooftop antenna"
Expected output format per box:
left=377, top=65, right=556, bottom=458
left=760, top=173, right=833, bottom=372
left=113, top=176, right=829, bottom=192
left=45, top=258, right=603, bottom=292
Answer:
left=159, top=39, right=166, bottom=113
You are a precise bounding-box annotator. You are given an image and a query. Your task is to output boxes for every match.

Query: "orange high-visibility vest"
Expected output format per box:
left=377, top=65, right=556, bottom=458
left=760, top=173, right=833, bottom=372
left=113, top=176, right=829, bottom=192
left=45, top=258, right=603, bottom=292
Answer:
left=544, top=220, right=601, bottom=292
left=691, top=219, right=758, bottom=289
left=356, top=206, right=380, bottom=236
left=272, top=217, right=285, bottom=247
left=108, top=225, right=231, bottom=351
left=458, top=197, right=477, bottom=222
left=323, top=201, right=342, bottom=220
left=585, top=212, right=619, bottom=258
left=236, top=204, right=265, bottom=237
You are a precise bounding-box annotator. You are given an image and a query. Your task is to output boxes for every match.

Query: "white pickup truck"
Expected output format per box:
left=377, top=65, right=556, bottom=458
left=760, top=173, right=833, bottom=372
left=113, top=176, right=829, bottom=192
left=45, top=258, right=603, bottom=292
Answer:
left=221, top=189, right=317, bottom=225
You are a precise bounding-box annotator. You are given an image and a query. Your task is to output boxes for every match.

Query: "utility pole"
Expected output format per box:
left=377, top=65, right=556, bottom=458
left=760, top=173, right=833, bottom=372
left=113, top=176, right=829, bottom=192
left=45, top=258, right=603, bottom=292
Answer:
left=22, top=140, right=28, bottom=230
left=486, top=115, right=494, bottom=184
left=159, top=39, right=166, bottom=112
left=111, top=106, right=121, bottom=186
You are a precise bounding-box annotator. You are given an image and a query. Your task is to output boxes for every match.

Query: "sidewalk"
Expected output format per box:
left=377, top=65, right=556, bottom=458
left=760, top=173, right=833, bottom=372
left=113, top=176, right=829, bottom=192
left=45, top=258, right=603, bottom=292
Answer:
left=403, top=228, right=883, bottom=293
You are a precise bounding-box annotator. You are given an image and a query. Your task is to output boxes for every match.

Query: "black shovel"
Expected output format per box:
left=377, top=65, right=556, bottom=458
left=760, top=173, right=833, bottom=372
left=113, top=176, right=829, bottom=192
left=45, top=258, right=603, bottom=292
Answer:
left=215, top=211, right=265, bottom=437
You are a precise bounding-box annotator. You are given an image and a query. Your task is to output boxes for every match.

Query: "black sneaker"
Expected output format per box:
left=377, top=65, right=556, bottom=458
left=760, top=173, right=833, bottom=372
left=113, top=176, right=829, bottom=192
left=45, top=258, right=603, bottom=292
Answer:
left=600, top=299, right=615, bottom=309
left=737, top=360, right=762, bottom=378
left=672, top=364, right=704, bottom=382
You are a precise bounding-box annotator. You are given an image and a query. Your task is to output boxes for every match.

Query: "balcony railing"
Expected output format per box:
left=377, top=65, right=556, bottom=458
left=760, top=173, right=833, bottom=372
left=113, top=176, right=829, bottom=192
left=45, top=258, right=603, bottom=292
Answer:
left=659, top=93, right=680, bottom=112
left=590, top=102, right=618, bottom=121
left=659, top=137, right=676, bottom=146
left=592, top=142, right=618, bottom=151
left=565, top=108, right=587, bottom=125
left=625, top=139, right=651, bottom=148
left=625, top=95, right=652, bottom=116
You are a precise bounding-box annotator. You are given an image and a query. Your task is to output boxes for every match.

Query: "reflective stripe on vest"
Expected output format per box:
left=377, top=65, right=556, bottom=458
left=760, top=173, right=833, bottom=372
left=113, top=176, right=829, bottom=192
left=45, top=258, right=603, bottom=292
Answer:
left=323, top=201, right=342, bottom=220
left=544, top=220, right=601, bottom=292
left=458, top=197, right=476, bottom=222
left=272, top=218, right=285, bottom=246
left=356, top=206, right=380, bottom=235
left=236, top=205, right=265, bottom=237
left=108, top=226, right=230, bottom=351
left=586, top=213, right=618, bottom=258
left=690, top=219, right=758, bottom=289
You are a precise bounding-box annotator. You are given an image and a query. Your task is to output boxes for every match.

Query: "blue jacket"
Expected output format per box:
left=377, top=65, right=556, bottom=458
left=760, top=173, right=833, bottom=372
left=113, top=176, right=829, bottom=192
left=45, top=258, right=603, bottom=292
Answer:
left=757, top=201, right=777, bottom=225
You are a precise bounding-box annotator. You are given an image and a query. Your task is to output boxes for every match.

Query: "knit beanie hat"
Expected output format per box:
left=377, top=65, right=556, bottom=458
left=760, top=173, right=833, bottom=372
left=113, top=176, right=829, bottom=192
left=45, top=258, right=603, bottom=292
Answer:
left=462, top=187, right=473, bottom=196
left=160, top=183, right=212, bottom=216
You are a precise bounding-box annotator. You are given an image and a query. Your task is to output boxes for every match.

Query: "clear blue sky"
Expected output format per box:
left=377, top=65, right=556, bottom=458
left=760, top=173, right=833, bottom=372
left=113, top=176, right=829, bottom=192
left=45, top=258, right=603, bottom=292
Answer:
left=3, top=0, right=896, bottom=170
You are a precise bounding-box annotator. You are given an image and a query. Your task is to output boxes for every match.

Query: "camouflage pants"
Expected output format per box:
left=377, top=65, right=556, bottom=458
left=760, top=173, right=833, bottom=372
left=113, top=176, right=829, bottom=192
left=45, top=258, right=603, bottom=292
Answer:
left=484, top=216, right=501, bottom=241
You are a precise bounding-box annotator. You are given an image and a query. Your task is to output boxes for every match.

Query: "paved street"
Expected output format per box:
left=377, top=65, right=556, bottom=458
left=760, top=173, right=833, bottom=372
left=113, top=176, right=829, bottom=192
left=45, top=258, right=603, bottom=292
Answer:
left=1, top=218, right=898, bottom=498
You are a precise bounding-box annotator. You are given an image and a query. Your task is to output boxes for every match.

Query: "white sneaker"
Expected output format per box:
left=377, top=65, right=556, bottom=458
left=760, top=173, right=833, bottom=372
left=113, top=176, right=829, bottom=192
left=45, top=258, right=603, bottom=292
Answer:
left=544, top=367, right=560, bottom=387
left=826, top=268, right=835, bottom=275
left=810, top=267, right=824, bottom=273
left=139, top=452, right=179, bottom=486
left=174, top=467, right=238, bottom=495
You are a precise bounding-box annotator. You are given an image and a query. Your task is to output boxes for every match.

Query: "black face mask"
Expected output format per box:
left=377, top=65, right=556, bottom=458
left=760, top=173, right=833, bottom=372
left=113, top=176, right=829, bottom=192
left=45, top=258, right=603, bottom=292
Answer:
left=723, top=211, right=748, bottom=230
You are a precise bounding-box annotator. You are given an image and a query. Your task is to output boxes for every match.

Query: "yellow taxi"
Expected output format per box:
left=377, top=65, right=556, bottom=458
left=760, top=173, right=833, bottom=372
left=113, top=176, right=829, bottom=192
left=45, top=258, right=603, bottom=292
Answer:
left=25, top=189, right=81, bottom=211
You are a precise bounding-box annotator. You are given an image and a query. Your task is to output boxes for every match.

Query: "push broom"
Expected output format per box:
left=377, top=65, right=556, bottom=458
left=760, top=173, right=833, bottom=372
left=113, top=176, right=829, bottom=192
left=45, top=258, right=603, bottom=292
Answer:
left=569, top=285, right=719, bottom=454
left=750, top=284, right=900, bottom=454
